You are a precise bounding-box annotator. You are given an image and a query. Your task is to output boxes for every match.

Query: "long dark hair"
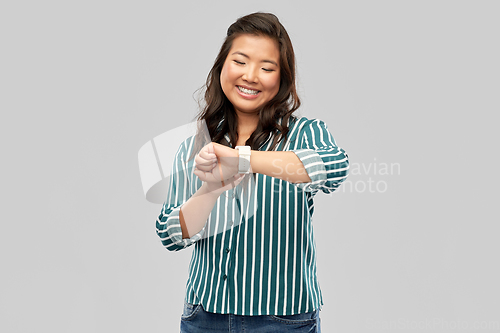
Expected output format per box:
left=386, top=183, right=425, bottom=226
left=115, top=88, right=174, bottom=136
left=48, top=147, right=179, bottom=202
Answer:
left=189, top=12, right=300, bottom=160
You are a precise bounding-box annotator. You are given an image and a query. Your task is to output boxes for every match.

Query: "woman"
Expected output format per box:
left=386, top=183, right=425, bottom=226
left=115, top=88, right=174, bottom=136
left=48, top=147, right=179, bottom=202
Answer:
left=156, top=12, right=349, bottom=333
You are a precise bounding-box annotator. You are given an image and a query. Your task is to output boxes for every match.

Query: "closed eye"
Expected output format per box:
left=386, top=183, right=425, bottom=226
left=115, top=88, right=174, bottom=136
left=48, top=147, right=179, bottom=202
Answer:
left=233, top=60, right=245, bottom=65
left=262, top=68, right=274, bottom=72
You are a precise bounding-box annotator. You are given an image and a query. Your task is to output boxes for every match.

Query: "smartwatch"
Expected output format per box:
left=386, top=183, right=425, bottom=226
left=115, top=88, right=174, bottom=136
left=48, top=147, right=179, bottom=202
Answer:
left=235, top=146, right=251, bottom=174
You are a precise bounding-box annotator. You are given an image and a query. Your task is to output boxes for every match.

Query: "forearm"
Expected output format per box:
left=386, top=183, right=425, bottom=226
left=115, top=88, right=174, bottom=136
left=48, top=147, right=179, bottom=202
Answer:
left=179, top=183, right=220, bottom=239
left=250, top=150, right=311, bottom=183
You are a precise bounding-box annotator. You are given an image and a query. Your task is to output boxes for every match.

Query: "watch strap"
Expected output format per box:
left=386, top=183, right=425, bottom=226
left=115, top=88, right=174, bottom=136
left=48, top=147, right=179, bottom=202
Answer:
left=235, top=146, right=251, bottom=174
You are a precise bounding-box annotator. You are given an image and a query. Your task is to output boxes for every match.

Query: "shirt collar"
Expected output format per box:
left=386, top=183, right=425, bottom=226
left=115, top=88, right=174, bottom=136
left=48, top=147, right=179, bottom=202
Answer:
left=220, top=117, right=288, bottom=150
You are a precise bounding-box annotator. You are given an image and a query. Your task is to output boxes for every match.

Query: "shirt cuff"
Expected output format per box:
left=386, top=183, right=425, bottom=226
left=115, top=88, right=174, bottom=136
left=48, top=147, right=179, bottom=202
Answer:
left=292, top=149, right=327, bottom=192
left=158, top=207, right=205, bottom=251
left=164, top=208, right=184, bottom=244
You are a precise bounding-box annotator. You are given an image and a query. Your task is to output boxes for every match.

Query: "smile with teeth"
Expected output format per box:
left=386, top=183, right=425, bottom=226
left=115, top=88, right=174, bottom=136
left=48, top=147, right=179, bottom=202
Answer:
left=237, top=86, right=260, bottom=95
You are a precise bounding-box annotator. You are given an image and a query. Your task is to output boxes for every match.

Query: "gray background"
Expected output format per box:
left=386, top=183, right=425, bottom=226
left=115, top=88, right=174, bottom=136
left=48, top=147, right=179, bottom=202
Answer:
left=1, top=0, right=499, bottom=332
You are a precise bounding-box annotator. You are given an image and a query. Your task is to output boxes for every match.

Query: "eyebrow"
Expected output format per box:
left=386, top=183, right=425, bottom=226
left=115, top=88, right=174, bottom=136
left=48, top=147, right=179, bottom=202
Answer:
left=231, top=51, right=278, bottom=67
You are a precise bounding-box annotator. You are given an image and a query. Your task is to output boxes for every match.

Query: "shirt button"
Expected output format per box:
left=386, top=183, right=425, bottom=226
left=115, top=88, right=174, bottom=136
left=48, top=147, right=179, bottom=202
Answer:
left=223, top=274, right=227, bottom=280
left=225, top=248, right=230, bottom=253
left=229, top=220, right=233, bottom=226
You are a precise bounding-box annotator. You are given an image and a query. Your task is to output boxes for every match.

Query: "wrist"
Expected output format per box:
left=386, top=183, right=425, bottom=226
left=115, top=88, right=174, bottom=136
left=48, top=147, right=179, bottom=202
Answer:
left=200, top=182, right=223, bottom=199
left=249, top=150, right=261, bottom=174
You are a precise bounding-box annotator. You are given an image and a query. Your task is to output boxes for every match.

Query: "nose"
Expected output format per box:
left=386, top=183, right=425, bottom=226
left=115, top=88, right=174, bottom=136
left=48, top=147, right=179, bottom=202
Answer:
left=242, top=65, right=258, bottom=83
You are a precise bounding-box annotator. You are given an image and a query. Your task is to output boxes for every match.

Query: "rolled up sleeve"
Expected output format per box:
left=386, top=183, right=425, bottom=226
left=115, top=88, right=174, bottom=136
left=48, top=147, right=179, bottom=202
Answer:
left=155, top=143, right=205, bottom=252
left=292, top=119, right=349, bottom=193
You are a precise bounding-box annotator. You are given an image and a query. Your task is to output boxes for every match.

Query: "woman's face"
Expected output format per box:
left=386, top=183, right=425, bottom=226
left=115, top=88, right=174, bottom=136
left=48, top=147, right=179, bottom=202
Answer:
left=220, top=34, right=281, bottom=117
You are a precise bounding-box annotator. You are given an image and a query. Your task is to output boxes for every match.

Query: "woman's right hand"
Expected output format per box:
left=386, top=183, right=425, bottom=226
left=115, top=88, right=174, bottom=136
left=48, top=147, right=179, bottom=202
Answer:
left=194, top=142, right=244, bottom=196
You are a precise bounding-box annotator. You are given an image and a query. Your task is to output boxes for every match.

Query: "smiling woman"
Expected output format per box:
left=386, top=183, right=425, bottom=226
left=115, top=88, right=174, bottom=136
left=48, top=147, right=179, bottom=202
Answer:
left=220, top=34, right=281, bottom=123
left=155, top=12, right=349, bottom=333
left=188, top=12, right=302, bottom=152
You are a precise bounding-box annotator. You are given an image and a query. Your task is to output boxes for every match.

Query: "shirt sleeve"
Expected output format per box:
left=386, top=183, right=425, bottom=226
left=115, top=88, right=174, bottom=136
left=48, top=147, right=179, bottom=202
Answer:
left=155, top=142, right=205, bottom=252
left=291, top=118, right=349, bottom=194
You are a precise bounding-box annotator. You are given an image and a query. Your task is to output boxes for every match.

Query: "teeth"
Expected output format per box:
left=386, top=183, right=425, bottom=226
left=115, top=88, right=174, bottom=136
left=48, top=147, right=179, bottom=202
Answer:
left=238, top=86, right=259, bottom=95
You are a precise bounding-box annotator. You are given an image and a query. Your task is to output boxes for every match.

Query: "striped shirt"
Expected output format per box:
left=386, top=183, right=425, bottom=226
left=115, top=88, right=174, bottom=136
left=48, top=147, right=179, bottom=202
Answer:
left=156, top=116, right=349, bottom=316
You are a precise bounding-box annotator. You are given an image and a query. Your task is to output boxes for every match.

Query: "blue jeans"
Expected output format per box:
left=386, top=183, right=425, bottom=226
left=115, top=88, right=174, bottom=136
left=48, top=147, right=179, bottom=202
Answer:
left=180, top=301, right=321, bottom=333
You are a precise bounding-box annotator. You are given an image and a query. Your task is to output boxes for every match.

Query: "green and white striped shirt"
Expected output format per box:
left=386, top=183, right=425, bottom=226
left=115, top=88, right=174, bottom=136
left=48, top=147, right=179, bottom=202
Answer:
left=156, top=116, right=349, bottom=316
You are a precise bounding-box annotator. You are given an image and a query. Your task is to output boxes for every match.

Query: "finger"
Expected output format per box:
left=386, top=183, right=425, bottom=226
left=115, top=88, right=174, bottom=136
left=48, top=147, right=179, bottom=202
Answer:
left=195, top=153, right=216, bottom=167
left=199, top=147, right=217, bottom=162
left=193, top=168, right=203, bottom=181
left=195, top=167, right=222, bottom=183
left=195, top=160, right=217, bottom=172
left=197, top=152, right=217, bottom=166
left=205, top=142, right=215, bottom=155
left=193, top=168, right=209, bottom=180
left=195, top=160, right=217, bottom=176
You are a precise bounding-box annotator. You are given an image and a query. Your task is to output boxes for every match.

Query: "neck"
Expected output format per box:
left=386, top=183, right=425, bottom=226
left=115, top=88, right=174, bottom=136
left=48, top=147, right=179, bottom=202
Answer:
left=235, top=112, right=259, bottom=137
